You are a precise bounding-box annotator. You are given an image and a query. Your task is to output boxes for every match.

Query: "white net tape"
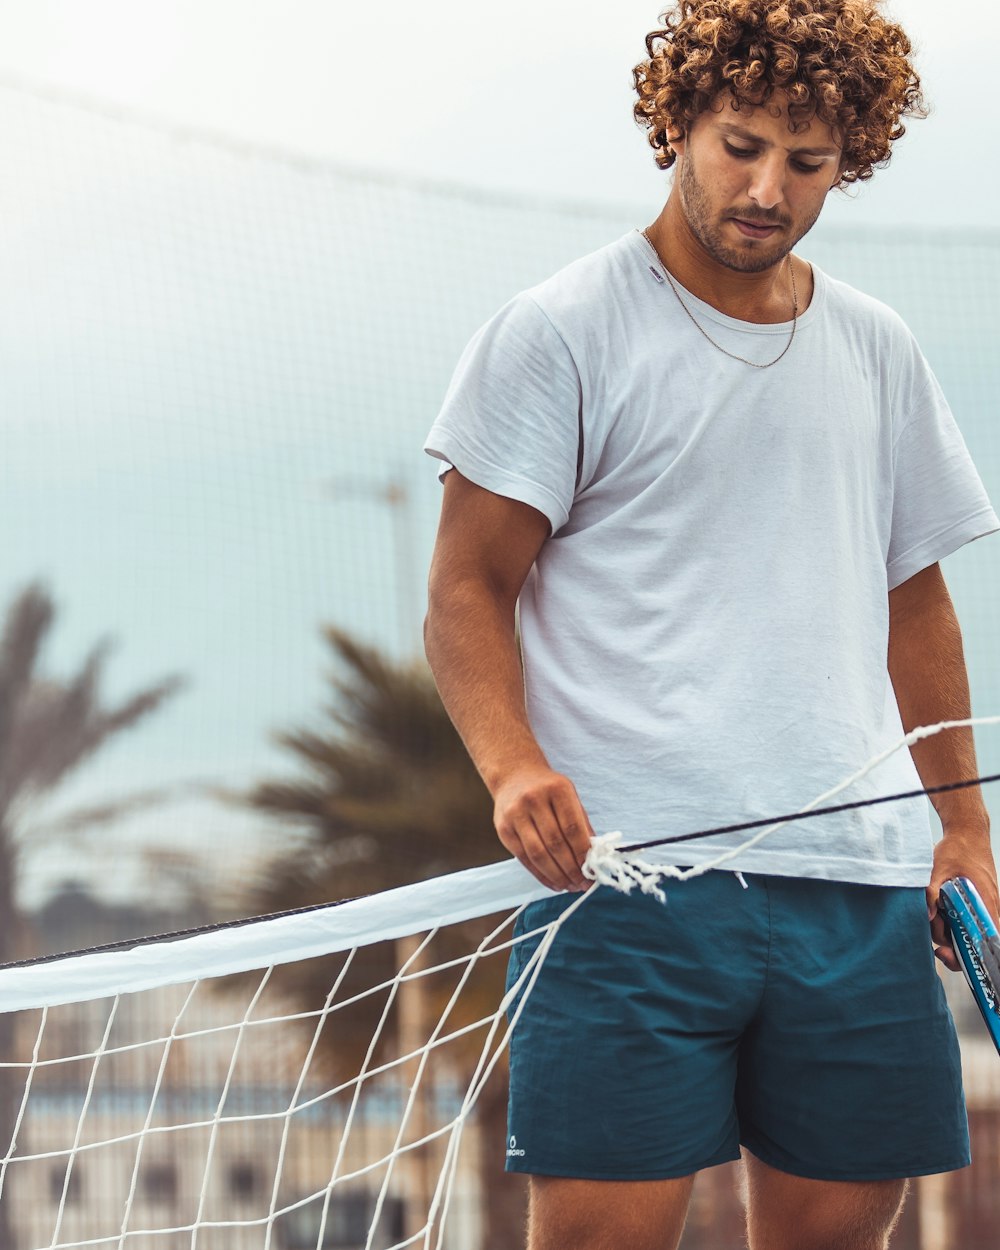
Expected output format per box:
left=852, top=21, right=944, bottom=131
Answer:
left=0, top=718, right=994, bottom=1249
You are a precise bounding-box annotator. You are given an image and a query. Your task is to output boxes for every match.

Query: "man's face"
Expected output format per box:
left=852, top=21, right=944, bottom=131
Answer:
left=671, top=94, right=845, bottom=274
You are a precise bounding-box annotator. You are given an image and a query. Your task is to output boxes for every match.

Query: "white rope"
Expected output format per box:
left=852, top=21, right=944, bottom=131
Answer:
left=190, top=968, right=273, bottom=1250
left=582, top=832, right=669, bottom=901
left=315, top=929, right=437, bottom=1250
left=0, top=1006, right=46, bottom=1203
left=581, top=715, right=1000, bottom=898
left=117, top=982, right=200, bottom=1248
left=263, top=948, right=357, bottom=1250
left=50, top=997, right=120, bottom=1248
left=363, top=930, right=443, bottom=1250
left=426, top=888, right=595, bottom=1250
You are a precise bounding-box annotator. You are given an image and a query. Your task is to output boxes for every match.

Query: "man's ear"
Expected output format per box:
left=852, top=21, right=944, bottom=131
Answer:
left=667, top=128, right=687, bottom=158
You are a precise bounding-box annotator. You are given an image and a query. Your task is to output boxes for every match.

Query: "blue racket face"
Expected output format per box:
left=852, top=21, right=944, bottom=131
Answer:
left=939, top=877, right=1000, bottom=1056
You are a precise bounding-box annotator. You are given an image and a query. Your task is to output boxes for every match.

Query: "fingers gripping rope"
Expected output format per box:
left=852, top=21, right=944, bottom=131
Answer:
left=582, top=715, right=1000, bottom=901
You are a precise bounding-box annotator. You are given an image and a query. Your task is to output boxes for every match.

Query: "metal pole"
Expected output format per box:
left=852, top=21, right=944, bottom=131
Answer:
left=323, top=472, right=430, bottom=1235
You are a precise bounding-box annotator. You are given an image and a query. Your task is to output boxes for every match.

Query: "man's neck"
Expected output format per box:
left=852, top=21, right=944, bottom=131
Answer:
left=645, top=197, right=813, bottom=323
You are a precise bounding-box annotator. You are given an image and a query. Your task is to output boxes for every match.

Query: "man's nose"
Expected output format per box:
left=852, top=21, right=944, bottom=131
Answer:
left=747, top=155, right=786, bottom=211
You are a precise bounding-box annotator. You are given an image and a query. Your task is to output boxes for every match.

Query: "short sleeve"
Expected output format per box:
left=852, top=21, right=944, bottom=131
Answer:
left=886, top=342, right=998, bottom=589
left=423, top=293, right=581, bottom=534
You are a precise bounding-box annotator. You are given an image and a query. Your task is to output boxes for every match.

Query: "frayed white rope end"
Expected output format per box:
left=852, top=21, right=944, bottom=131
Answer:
left=582, top=832, right=672, bottom=903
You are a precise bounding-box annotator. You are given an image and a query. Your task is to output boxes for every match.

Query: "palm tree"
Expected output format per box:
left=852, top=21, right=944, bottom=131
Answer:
left=234, top=627, right=527, bottom=1250
left=0, top=581, right=186, bottom=1250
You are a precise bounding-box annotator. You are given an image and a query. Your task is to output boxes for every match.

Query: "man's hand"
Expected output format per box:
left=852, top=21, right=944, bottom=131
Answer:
left=927, top=832, right=1000, bottom=971
left=493, top=764, right=595, bottom=893
left=887, top=564, right=997, bottom=972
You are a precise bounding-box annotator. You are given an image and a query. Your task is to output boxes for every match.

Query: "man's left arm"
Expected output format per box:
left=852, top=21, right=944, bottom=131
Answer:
left=888, top=561, right=999, bottom=970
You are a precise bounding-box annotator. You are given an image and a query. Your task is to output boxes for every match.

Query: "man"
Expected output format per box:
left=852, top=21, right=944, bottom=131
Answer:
left=423, top=1, right=999, bottom=1246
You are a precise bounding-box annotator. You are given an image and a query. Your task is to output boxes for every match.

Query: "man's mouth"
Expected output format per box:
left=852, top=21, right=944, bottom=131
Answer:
left=731, top=218, right=782, bottom=239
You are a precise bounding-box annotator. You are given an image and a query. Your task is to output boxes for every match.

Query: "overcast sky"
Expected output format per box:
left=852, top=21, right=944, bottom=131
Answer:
left=0, top=0, right=993, bottom=229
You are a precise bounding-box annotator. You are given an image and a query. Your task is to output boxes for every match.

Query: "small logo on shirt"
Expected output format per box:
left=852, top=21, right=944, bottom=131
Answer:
left=506, top=1134, right=526, bottom=1158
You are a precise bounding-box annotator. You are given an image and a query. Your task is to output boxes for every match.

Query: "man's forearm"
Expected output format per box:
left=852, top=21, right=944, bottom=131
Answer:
left=424, top=577, right=547, bottom=795
left=424, top=473, right=592, bottom=892
left=887, top=563, right=989, bottom=836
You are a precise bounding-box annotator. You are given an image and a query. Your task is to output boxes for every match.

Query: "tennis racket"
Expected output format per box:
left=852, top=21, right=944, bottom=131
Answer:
left=939, top=876, right=1000, bottom=1055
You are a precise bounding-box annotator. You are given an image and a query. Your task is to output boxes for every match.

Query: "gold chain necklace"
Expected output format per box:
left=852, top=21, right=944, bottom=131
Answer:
left=641, top=228, right=798, bottom=370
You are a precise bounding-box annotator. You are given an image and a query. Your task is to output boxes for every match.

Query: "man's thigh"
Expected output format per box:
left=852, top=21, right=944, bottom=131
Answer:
left=528, top=1175, right=695, bottom=1250
left=744, top=1153, right=908, bottom=1250
left=527, top=1162, right=908, bottom=1250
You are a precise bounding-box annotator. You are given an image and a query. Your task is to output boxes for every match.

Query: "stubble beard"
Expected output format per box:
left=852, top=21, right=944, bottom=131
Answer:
left=677, top=145, right=824, bottom=275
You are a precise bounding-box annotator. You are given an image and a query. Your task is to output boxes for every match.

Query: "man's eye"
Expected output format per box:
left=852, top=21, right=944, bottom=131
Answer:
left=792, top=160, right=825, bottom=174
left=724, top=142, right=757, bottom=159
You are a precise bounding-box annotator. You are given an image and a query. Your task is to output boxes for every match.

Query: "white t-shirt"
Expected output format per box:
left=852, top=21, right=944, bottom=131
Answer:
left=424, top=229, right=998, bottom=886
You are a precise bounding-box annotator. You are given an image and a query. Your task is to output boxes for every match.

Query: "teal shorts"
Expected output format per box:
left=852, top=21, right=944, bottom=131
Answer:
left=505, top=870, right=969, bottom=1181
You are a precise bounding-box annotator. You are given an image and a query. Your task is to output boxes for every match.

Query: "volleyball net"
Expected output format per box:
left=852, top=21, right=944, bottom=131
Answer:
left=0, top=862, right=555, bottom=1250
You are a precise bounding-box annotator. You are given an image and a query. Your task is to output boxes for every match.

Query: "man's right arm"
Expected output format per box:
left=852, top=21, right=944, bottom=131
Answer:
left=424, top=469, right=593, bottom=893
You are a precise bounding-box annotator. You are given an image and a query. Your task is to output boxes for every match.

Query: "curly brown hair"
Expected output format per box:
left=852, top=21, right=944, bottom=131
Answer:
left=633, top=0, right=926, bottom=184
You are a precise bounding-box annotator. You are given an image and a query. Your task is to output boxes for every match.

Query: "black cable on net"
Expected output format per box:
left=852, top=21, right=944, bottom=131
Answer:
left=623, top=772, right=1000, bottom=853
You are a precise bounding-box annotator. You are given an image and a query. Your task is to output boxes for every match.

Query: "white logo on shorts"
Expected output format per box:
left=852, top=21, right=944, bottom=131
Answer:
left=506, top=1134, right=526, bottom=1158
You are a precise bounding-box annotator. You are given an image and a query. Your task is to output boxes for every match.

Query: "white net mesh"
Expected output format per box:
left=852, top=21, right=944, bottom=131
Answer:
left=0, top=875, right=584, bottom=1250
